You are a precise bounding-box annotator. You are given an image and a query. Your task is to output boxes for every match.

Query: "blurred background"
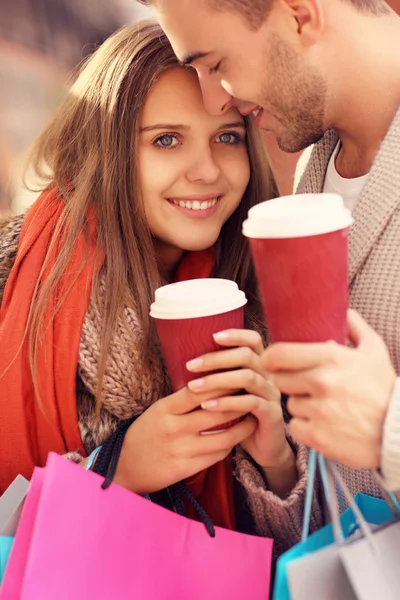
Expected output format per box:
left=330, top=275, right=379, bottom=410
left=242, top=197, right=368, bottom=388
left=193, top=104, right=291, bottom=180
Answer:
left=0, top=0, right=399, bottom=216
left=0, top=0, right=151, bottom=215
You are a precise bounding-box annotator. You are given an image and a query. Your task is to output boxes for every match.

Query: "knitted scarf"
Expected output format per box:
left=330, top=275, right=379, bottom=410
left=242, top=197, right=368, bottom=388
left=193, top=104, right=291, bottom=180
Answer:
left=0, top=189, right=235, bottom=530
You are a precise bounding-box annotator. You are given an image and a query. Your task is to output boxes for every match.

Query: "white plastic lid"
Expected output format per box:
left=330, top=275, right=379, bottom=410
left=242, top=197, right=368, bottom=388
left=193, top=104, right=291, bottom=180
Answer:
left=150, top=278, right=247, bottom=320
left=242, top=193, right=353, bottom=239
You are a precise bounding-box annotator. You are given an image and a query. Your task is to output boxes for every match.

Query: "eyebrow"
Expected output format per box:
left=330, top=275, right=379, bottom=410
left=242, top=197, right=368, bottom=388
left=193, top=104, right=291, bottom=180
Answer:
left=140, top=124, right=190, bottom=133
left=181, top=51, right=210, bottom=66
left=140, top=122, right=245, bottom=133
left=219, top=122, right=246, bottom=129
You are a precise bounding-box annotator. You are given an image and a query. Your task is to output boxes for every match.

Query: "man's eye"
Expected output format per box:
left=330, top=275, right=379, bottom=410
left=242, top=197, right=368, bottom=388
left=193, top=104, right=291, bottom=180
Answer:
left=209, top=61, right=222, bottom=75
left=154, top=134, right=179, bottom=148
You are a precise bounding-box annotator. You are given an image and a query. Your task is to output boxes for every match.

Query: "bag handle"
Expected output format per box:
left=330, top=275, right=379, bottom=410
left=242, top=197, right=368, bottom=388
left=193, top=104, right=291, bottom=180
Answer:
left=302, top=448, right=400, bottom=545
left=322, top=459, right=388, bottom=552
left=302, top=450, right=339, bottom=542
left=302, top=452, right=374, bottom=545
left=301, top=449, right=317, bottom=542
left=92, top=416, right=216, bottom=537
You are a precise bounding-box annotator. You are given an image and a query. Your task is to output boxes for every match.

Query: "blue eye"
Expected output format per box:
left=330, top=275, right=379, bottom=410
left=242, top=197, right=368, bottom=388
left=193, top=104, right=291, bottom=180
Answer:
left=154, top=134, right=179, bottom=148
left=216, top=132, right=242, bottom=145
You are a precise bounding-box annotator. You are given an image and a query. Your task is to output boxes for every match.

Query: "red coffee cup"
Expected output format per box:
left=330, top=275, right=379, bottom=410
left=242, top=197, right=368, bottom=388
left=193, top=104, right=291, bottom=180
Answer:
left=150, top=279, right=247, bottom=431
left=243, top=193, right=353, bottom=344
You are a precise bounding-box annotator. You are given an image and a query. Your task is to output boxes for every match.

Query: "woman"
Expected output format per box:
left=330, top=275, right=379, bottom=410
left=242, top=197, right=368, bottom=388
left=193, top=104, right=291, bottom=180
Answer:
left=0, top=21, right=311, bottom=556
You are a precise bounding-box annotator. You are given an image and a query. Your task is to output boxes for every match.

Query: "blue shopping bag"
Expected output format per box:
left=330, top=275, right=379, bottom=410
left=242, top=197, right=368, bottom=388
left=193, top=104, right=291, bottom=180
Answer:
left=0, top=537, right=13, bottom=584
left=273, top=486, right=394, bottom=600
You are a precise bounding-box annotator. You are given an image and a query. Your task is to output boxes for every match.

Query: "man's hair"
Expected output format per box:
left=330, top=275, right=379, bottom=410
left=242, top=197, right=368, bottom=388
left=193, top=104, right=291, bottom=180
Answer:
left=138, top=0, right=390, bottom=26
left=137, top=0, right=272, bottom=27
left=210, top=0, right=273, bottom=29
left=211, top=0, right=390, bottom=24
left=346, top=0, right=391, bottom=13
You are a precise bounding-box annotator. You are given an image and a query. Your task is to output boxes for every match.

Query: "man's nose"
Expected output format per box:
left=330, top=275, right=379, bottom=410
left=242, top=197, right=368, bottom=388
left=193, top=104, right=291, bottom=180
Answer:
left=198, top=75, right=233, bottom=115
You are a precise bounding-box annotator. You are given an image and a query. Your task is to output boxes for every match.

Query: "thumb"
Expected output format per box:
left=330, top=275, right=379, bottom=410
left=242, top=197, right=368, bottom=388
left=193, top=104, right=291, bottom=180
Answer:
left=347, top=309, right=376, bottom=348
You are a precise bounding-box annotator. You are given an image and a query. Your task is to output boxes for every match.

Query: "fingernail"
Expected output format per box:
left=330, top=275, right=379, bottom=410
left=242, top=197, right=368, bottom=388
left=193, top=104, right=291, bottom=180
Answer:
left=213, top=331, right=230, bottom=342
left=186, top=358, right=204, bottom=371
left=201, top=400, right=218, bottom=409
left=188, top=378, right=205, bottom=391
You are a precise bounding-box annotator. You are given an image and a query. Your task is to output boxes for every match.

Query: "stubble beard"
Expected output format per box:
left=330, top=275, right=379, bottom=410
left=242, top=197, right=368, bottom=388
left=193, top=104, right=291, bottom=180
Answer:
left=262, top=35, right=328, bottom=153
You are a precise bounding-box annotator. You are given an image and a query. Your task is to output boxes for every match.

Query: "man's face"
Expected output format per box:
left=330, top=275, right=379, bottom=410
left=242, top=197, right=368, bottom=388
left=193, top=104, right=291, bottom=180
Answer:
left=155, top=0, right=328, bottom=153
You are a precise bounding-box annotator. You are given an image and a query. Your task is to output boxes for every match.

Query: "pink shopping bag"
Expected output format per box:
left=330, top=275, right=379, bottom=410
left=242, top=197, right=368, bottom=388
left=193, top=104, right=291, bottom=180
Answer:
left=0, top=469, right=44, bottom=599
left=1, top=453, right=273, bottom=599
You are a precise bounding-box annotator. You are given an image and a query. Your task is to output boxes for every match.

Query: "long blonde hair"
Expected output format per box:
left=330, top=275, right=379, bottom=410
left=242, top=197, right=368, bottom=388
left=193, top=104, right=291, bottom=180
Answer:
left=25, top=20, right=277, bottom=407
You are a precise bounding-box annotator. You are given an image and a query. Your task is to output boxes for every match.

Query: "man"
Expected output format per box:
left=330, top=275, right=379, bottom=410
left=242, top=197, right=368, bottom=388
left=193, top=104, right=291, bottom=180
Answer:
left=142, top=0, right=400, bottom=501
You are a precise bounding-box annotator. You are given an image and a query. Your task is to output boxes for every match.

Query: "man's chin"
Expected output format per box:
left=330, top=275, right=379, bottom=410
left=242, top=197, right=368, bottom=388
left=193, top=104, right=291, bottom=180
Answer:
left=276, top=131, right=325, bottom=154
left=276, top=139, right=307, bottom=154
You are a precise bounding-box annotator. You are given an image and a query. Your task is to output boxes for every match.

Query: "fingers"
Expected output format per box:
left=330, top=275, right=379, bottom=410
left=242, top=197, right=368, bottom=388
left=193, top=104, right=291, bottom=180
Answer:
left=164, top=386, right=228, bottom=416
left=272, top=366, right=345, bottom=397
left=201, top=394, right=276, bottom=419
left=213, top=329, right=264, bottom=355
left=193, top=415, right=257, bottom=456
left=288, top=416, right=342, bottom=459
left=289, top=417, right=381, bottom=470
left=261, top=340, right=350, bottom=373
left=184, top=407, right=248, bottom=433
left=188, top=368, right=279, bottom=402
left=190, top=449, right=232, bottom=475
left=288, top=418, right=353, bottom=466
left=287, top=395, right=325, bottom=420
left=186, top=346, right=265, bottom=377
left=288, top=418, right=324, bottom=452
left=347, top=308, right=380, bottom=349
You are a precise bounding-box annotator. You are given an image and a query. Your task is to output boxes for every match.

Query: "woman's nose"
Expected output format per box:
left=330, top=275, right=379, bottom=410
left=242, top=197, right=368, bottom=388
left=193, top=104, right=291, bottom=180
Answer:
left=185, top=147, right=221, bottom=184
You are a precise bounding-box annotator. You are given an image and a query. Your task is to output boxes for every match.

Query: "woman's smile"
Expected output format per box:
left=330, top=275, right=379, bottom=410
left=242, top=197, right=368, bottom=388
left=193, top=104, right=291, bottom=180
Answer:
left=167, top=193, right=222, bottom=218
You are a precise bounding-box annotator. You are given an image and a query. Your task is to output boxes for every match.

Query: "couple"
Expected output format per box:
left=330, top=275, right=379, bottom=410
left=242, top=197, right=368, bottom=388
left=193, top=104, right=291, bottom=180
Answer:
left=144, top=0, right=400, bottom=492
left=0, top=0, right=399, bottom=562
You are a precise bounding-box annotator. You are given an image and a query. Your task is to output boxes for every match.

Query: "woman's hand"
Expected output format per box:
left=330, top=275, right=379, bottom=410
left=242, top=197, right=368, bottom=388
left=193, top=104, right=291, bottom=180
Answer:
left=114, top=383, right=256, bottom=495
left=188, top=329, right=298, bottom=497
left=115, top=328, right=297, bottom=498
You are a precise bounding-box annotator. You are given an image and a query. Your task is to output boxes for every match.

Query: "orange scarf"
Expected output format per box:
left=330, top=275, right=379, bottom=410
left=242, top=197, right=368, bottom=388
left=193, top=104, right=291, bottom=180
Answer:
left=0, top=189, right=235, bottom=530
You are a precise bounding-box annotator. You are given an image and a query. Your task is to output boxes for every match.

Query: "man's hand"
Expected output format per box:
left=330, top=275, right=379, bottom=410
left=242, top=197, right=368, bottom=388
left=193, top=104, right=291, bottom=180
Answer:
left=261, top=310, right=397, bottom=469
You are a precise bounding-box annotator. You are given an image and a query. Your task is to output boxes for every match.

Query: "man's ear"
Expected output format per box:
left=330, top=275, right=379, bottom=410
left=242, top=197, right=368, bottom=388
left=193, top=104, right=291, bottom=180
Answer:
left=281, top=0, right=324, bottom=45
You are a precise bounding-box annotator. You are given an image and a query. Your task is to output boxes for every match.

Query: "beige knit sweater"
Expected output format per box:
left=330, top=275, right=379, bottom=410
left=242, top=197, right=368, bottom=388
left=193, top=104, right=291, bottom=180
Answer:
left=297, top=104, right=400, bottom=498
left=0, top=215, right=321, bottom=560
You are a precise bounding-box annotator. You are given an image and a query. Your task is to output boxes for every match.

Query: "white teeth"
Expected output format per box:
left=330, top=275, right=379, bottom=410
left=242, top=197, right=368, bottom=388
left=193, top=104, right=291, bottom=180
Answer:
left=171, top=197, right=219, bottom=210
left=252, top=107, right=261, bottom=117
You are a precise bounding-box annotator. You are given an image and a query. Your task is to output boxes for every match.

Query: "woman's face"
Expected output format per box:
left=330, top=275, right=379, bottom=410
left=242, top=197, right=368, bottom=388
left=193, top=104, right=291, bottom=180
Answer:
left=138, top=67, right=250, bottom=262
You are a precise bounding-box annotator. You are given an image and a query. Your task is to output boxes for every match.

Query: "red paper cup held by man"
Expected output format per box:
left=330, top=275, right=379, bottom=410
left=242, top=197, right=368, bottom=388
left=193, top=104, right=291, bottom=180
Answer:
left=243, top=193, right=353, bottom=344
left=150, top=278, right=247, bottom=431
